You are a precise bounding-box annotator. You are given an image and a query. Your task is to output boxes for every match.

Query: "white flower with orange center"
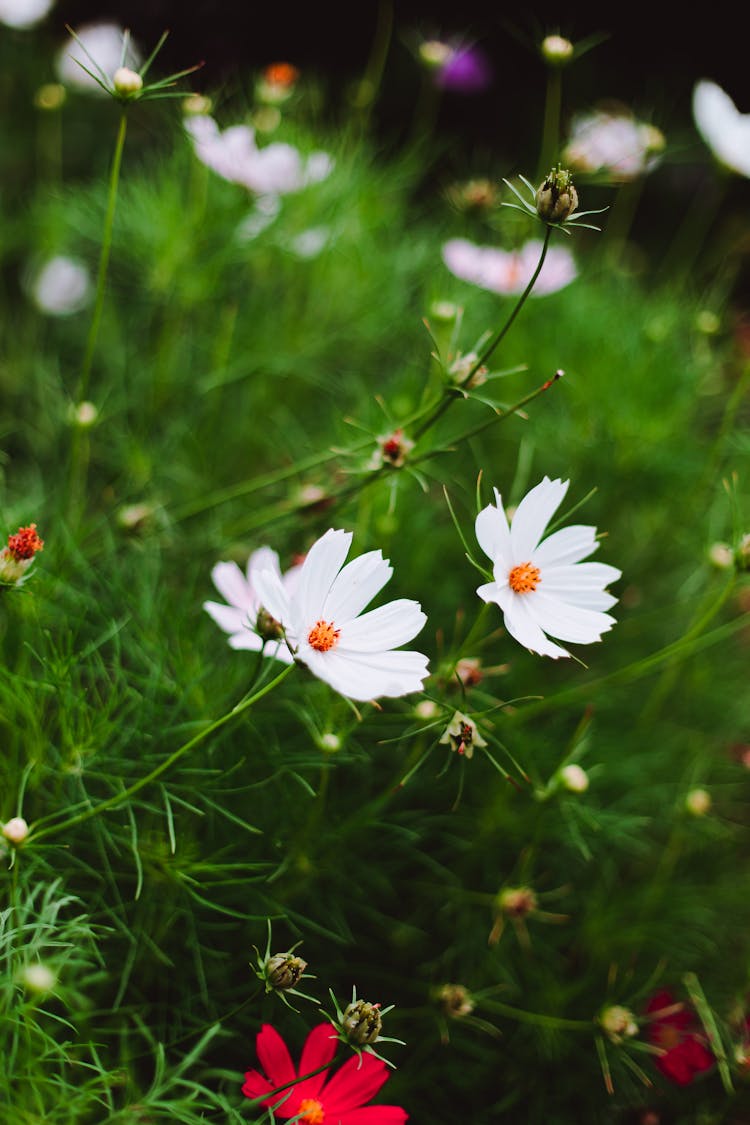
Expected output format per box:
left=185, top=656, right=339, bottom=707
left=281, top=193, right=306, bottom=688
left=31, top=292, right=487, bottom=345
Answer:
left=203, top=546, right=302, bottom=662
left=475, top=477, right=621, bottom=659
left=253, top=528, right=429, bottom=701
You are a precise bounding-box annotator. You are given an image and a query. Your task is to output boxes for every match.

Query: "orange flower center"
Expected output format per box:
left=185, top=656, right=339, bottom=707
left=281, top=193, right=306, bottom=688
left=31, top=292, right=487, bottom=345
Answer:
left=655, top=1024, right=682, bottom=1051
left=264, top=62, right=299, bottom=87
left=307, top=619, right=340, bottom=652
left=299, top=1098, right=325, bottom=1124
left=508, top=561, right=541, bottom=594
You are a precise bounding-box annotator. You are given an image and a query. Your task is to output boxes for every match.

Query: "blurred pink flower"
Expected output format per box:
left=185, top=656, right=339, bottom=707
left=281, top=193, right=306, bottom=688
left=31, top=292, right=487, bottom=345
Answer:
left=186, top=115, right=332, bottom=197
left=442, top=237, right=576, bottom=296
left=564, top=110, right=664, bottom=181
left=436, top=44, right=492, bottom=93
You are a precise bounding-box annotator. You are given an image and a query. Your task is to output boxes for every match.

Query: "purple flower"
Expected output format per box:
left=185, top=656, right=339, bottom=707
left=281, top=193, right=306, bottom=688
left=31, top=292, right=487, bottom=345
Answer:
left=436, top=45, right=492, bottom=93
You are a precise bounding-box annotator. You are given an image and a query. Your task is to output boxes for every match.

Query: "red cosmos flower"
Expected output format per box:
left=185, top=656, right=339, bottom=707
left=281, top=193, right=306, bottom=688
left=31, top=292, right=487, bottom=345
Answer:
left=242, top=1023, right=408, bottom=1124
left=645, top=990, right=714, bottom=1085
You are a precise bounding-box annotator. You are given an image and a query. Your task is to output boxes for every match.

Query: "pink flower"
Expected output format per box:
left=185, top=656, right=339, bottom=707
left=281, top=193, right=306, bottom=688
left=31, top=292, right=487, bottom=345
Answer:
left=645, top=991, right=714, bottom=1086
left=442, top=238, right=576, bottom=296
left=242, top=1023, right=408, bottom=1123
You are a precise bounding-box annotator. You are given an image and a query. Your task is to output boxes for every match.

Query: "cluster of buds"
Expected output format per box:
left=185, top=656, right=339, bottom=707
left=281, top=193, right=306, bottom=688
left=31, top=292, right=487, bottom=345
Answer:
left=599, top=1004, right=639, bottom=1043
left=0, top=524, right=44, bottom=587
left=439, top=711, right=486, bottom=759
left=536, top=166, right=579, bottom=224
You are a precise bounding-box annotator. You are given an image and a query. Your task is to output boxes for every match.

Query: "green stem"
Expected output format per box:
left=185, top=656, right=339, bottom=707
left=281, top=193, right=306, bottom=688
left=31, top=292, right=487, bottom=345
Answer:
left=481, top=997, right=591, bottom=1032
left=414, top=227, right=552, bottom=440
left=31, top=662, right=295, bottom=843
left=76, top=110, right=128, bottom=405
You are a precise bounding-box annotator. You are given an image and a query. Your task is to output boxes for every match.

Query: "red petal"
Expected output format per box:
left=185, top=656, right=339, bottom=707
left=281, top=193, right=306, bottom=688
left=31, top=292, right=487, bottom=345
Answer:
left=295, top=1023, right=339, bottom=1102
left=322, top=1052, right=389, bottom=1115
left=681, top=1036, right=714, bottom=1074
left=656, top=1050, right=694, bottom=1086
left=241, top=1069, right=274, bottom=1101
left=336, top=1107, right=409, bottom=1124
left=256, top=1024, right=297, bottom=1088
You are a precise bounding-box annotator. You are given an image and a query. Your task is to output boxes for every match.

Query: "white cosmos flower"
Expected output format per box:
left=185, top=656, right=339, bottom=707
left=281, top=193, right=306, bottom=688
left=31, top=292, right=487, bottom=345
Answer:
left=29, top=255, right=91, bottom=316
left=475, top=477, right=621, bottom=659
left=693, top=80, right=750, bottom=178
left=203, top=546, right=302, bottom=663
left=564, top=110, right=664, bottom=181
left=185, top=115, right=333, bottom=197
left=0, top=0, right=53, bottom=30
left=442, top=238, right=576, bottom=296
left=253, top=528, right=429, bottom=701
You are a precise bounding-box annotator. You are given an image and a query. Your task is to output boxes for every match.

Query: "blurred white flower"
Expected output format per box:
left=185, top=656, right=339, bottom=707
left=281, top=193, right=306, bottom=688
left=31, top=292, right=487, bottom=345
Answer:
left=693, top=80, right=750, bottom=178
left=289, top=226, right=330, bottom=259
left=564, top=110, right=664, bottom=181
left=29, top=256, right=91, bottom=316
left=204, top=547, right=302, bottom=662
left=476, top=477, right=621, bottom=659
left=56, top=22, right=142, bottom=93
left=20, top=962, right=57, bottom=995
left=0, top=0, right=53, bottom=30
left=442, top=238, right=576, bottom=296
left=253, top=528, right=429, bottom=701
left=186, top=115, right=332, bottom=196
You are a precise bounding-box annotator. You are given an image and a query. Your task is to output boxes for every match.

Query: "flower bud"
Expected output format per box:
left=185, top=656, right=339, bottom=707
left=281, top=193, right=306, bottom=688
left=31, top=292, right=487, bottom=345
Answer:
left=599, top=1004, right=638, bottom=1042
left=497, top=886, right=537, bottom=918
left=2, top=817, right=29, bottom=845
left=183, top=93, right=213, bottom=116
left=415, top=699, right=439, bottom=720
left=255, top=606, right=284, bottom=643
left=439, top=712, right=486, bottom=759
left=708, top=542, right=734, bottom=570
left=560, top=763, right=589, bottom=793
left=454, top=658, right=483, bottom=687
left=536, top=167, right=579, bottom=223
left=113, top=67, right=143, bottom=96
left=419, top=40, right=452, bottom=69
left=266, top=952, right=308, bottom=991
left=738, top=533, right=750, bottom=569
left=70, top=401, right=98, bottom=428
left=429, top=300, right=459, bottom=324
left=448, top=352, right=487, bottom=389
left=21, top=962, right=57, bottom=995
left=34, top=83, right=66, bottom=111
left=342, top=999, right=383, bottom=1046
left=685, top=788, right=711, bottom=816
left=435, top=982, right=475, bottom=1019
left=541, top=35, right=574, bottom=65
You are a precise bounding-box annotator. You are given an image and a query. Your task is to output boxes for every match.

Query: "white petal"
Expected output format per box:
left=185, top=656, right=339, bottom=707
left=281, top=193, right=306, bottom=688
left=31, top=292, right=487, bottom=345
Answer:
left=475, top=489, right=512, bottom=566
left=339, top=599, right=426, bottom=652
left=203, top=600, right=249, bottom=635
left=525, top=591, right=616, bottom=645
left=229, top=633, right=294, bottom=663
left=322, top=549, right=392, bottom=623
left=301, top=647, right=429, bottom=701
left=532, top=525, right=598, bottom=567
left=294, top=529, right=352, bottom=623
left=509, top=477, right=569, bottom=560
left=247, top=546, right=282, bottom=584
left=693, top=81, right=750, bottom=176
left=542, top=562, right=622, bottom=590
left=227, top=631, right=265, bottom=652
left=210, top=561, right=254, bottom=611
left=503, top=598, right=570, bottom=659
left=254, top=567, right=291, bottom=627
left=476, top=580, right=513, bottom=612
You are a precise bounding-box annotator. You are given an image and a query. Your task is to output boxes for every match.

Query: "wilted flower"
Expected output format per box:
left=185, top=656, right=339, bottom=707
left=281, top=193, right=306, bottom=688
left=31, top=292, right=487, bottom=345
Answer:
left=204, top=547, right=302, bottom=662
left=29, top=256, right=91, bottom=317
left=56, top=23, right=142, bottom=93
left=253, top=529, right=429, bottom=702
left=442, top=238, right=576, bottom=296
left=475, top=477, right=621, bottom=659
left=693, top=80, right=750, bottom=178
left=439, top=711, right=487, bottom=759
left=242, top=1023, right=408, bottom=1122
left=186, top=115, right=332, bottom=197
left=2, top=816, right=30, bottom=844
left=645, top=990, right=714, bottom=1085
left=599, top=1004, right=639, bottom=1043
left=0, top=0, right=53, bottom=29
left=564, top=109, right=665, bottom=181
left=0, top=525, right=43, bottom=587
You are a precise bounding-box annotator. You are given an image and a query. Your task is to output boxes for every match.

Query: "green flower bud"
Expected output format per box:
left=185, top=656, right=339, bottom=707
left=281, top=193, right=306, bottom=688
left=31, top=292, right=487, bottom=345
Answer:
left=256, top=606, right=284, bottom=642
left=113, top=67, right=143, bottom=96
left=541, top=35, right=574, bottom=65
left=599, top=1004, right=638, bottom=1043
left=536, top=167, right=579, bottom=223
left=342, top=999, right=383, bottom=1046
